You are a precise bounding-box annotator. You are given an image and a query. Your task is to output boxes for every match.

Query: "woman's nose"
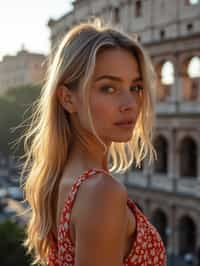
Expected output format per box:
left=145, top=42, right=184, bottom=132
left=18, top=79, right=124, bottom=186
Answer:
left=119, top=93, right=138, bottom=112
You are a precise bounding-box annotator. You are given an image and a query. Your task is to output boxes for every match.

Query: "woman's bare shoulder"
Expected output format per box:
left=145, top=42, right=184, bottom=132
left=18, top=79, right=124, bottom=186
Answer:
left=73, top=171, right=128, bottom=222
left=79, top=171, right=127, bottom=202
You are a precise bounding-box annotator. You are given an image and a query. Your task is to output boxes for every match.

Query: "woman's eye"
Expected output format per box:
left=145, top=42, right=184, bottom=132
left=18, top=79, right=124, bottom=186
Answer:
left=101, top=86, right=115, bottom=93
left=130, top=85, right=143, bottom=92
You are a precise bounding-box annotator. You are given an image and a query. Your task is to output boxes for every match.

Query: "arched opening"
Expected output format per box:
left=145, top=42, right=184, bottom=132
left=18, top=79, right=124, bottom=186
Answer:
left=113, top=7, right=120, bottom=23
left=160, top=29, right=166, bottom=40
left=151, top=209, right=168, bottom=247
left=178, top=215, right=196, bottom=255
left=187, top=56, right=200, bottom=100
left=154, top=136, right=168, bottom=174
left=156, top=61, right=174, bottom=101
left=188, top=56, right=200, bottom=78
left=183, top=56, right=200, bottom=101
left=180, top=137, right=197, bottom=177
left=186, top=0, right=199, bottom=5
left=135, top=0, right=142, bottom=17
left=161, top=61, right=175, bottom=85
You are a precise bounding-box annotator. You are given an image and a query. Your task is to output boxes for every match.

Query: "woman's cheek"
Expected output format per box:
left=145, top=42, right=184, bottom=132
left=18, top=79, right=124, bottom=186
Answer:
left=92, top=97, right=114, bottom=120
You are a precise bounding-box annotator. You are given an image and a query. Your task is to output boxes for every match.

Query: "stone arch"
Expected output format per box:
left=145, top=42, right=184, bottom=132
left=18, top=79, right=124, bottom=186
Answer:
left=155, top=60, right=175, bottom=102
left=151, top=208, right=168, bottom=247
left=179, top=54, right=200, bottom=101
left=154, top=135, right=168, bottom=174
left=179, top=137, right=198, bottom=177
left=187, top=56, right=200, bottom=100
left=178, top=215, right=197, bottom=255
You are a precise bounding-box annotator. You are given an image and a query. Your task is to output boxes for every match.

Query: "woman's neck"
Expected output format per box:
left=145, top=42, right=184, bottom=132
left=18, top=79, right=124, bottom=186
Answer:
left=67, top=138, right=110, bottom=172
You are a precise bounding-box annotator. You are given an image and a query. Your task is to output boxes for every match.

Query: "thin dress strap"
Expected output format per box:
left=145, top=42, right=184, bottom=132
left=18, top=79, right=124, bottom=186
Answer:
left=59, top=168, right=110, bottom=229
left=48, top=168, right=110, bottom=265
left=58, top=168, right=110, bottom=241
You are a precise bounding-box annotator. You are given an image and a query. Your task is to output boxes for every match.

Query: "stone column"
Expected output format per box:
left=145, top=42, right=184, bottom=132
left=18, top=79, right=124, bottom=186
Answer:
left=166, top=205, right=179, bottom=256
left=168, top=129, right=176, bottom=179
left=169, top=128, right=179, bottom=194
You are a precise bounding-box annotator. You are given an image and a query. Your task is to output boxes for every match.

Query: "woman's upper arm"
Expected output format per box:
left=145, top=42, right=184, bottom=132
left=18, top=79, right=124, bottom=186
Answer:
left=74, top=174, right=128, bottom=266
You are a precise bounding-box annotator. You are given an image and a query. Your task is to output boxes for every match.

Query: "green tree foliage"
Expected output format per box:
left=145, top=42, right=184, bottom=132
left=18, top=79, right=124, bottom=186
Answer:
left=0, top=220, right=32, bottom=266
left=0, top=85, right=41, bottom=158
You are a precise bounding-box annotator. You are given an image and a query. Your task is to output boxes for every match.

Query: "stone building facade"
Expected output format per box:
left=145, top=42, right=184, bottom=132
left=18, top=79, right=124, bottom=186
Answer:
left=0, top=48, right=46, bottom=95
left=48, top=0, right=200, bottom=259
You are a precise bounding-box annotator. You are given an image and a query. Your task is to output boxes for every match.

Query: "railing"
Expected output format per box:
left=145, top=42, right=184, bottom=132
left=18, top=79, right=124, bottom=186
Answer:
left=155, top=100, right=200, bottom=114
left=124, top=172, right=200, bottom=198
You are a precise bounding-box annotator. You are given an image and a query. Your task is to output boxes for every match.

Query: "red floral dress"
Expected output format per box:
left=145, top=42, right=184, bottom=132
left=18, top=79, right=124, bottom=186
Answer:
left=47, top=168, right=167, bottom=266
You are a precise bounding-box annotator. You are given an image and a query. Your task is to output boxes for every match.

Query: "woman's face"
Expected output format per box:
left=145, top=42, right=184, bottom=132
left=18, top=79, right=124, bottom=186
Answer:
left=71, top=47, right=143, bottom=144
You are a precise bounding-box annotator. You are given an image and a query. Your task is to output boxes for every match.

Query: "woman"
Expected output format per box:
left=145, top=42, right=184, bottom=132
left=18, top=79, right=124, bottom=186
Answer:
left=21, top=19, right=167, bottom=265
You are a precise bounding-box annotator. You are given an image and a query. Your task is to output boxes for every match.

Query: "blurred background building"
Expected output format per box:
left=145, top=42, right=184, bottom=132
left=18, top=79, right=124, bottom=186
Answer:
left=0, top=47, right=46, bottom=95
left=48, top=0, right=200, bottom=264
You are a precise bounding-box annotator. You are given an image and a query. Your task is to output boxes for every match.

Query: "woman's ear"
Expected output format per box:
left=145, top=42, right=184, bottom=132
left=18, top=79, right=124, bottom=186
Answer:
left=57, top=85, right=77, bottom=114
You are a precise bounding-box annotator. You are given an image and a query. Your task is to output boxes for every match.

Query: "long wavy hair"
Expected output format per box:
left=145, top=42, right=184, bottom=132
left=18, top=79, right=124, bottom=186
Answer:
left=20, top=18, right=157, bottom=265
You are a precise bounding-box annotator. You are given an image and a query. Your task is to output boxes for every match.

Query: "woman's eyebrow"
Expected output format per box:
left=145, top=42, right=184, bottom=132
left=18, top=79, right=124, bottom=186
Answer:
left=95, top=74, right=142, bottom=83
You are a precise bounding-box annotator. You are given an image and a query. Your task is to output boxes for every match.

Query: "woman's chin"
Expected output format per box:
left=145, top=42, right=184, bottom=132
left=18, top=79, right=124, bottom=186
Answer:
left=111, top=134, right=133, bottom=143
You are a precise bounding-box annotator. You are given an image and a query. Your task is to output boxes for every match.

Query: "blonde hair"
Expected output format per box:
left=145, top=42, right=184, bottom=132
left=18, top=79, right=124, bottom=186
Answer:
left=20, top=18, right=157, bottom=265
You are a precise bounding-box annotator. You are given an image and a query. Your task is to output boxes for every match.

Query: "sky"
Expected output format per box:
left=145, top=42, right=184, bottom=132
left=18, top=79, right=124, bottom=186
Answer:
left=0, top=0, right=73, bottom=61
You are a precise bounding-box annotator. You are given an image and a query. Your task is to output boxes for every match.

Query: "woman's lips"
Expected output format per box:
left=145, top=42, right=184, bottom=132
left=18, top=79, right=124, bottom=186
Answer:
left=114, top=121, right=134, bottom=128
